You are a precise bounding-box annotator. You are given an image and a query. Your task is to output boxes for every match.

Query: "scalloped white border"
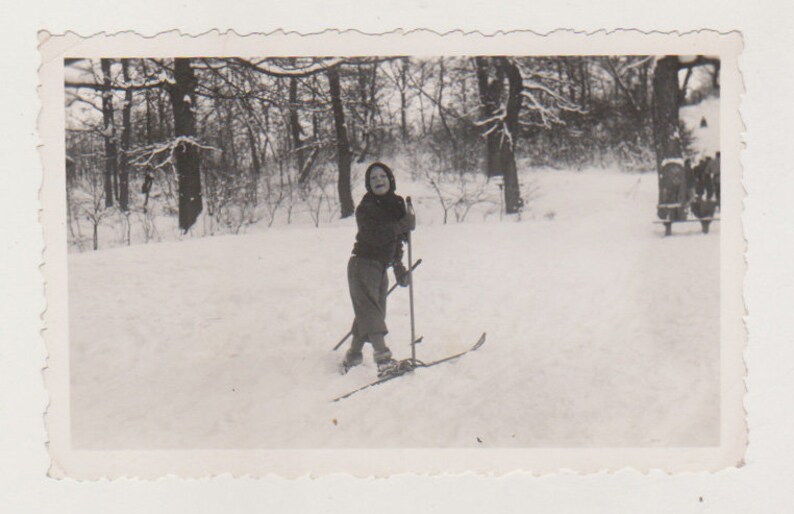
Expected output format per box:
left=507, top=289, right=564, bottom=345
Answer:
left=38, top=29, right=745, bottom=480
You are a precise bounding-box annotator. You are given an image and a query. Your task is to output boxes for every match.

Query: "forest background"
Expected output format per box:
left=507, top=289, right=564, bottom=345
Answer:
left=64, top=55, right=719, bottom=251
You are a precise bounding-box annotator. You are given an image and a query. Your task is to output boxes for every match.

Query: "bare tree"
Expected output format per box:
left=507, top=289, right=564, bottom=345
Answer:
left=326, top=66, right=355, bottom=218
left=652, top=55, right=720, bottom=222
left=99, top=59, right=118, bottom=208
left=166, top=58, right=203, bottom=232
left=652, top=56, right=685, bottom=170
left=289, top=75, right=306, bottom=177
left=118, top=58, right=133, bottom=212
left=74, top=163, right=113, bottom=251
left=474, top=57, right=523, bottom=213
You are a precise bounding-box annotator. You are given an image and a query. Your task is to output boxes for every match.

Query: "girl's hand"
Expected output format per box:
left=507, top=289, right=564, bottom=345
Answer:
left=393, top=262, right=410, bottom=287
left=403, top=211, right=416, bottom=231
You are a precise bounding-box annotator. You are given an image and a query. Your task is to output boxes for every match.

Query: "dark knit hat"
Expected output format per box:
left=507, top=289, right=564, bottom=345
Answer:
left=365, top=162, right=396, bottom=193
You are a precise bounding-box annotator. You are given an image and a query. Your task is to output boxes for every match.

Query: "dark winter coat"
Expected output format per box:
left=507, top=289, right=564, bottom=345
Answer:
left=351, top=163, right=411, bottom=265
left=706, top=155, right=721, bottom=183
left=352, top=193, right=409, bottom=265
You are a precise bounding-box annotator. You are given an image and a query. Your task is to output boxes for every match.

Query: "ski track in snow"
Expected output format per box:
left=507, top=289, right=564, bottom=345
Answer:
left=69, top=167, right=720, bottom=449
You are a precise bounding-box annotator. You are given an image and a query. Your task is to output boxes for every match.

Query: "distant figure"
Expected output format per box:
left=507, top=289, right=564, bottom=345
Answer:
left=684, top=158, right=695, bottom=201
left=706, top=151, right=721, bottom=206
left=694, top=156, right=710, bottom=199
left=700, top=116, right=708, bottom=128
left=702, top=156, right=715, bottom=201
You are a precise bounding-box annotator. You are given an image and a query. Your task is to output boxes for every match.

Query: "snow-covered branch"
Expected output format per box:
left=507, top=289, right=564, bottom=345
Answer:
left=520, top=89, right=560, bottom=128
left=522, top=80, right=583, bottom=113
left=473, top=109, right=506, bottom=128
left=235, top=57, right=346, bottom=77
left=128, top=137, right=218, bottom=173
left=65, top=76, right=172, bottom=92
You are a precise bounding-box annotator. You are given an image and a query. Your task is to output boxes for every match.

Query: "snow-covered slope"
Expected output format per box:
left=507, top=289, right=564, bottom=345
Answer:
left=681, top=96, right=720, bottom=158
left=69, top=168, right=719, bottom=449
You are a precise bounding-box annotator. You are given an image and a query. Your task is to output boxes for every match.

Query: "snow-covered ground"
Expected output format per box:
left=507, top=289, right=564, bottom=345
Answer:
left=69, top=165, right=720, bottom=449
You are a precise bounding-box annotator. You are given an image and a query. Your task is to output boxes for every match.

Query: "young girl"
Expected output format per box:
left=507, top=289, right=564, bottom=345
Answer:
left=342, top=162, right=415, bottom=375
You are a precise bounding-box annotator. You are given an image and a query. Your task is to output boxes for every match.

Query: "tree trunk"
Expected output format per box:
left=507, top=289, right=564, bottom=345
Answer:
left=245, top=122, right=261, bottom=203
left=680, top=66, right=694, bottom=104
left=652, top=56, right=686, bottom=221
left=639, top=60, right=649, bottom=112
left=141, top=60, right=154, bottom=144
left=157, top=88, right=169, bottom=139
left=400, top=58, right=409, bottom=142
left=100, top=58, right=117, bottom=208
left=118, top=58, right=132, bottom=211
left=327, top=67, right=355, bottom=218
left=652, top=56, right=683, bottom=170
left=436, top=58, right=456, bottom=151
left=498, top=58, right=524, bottom=214
left=475, top=57, right=505, bottom=178
left=224, top=101, right=239, bottom=172
left=311, top=76, right=320, bottom=141
left=289, top=76, right=305, bottom=178
left=167, top=58, right=203, bottom=232
left=355, top=62, right=380, bottom=163
left=711, top=60, right=721, bottom=90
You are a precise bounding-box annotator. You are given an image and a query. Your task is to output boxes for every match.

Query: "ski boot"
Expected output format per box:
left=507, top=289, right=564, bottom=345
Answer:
left=373, top=348, right=396, bottom=378
left=376, top=358, right=415, bottom=379
left=376, top=358, right=399, bottom=378
left=339, top=349, right=363, bottom=375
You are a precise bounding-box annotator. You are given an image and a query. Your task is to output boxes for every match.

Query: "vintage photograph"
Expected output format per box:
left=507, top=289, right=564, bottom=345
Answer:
left=40, top=31, right=745, bottom=477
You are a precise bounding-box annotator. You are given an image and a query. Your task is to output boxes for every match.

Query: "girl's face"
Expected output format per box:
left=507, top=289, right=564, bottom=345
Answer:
left=369, top=168, right=390, bottom=196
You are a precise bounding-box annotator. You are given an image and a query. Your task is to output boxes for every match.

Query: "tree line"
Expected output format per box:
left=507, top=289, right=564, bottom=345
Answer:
left=64, top=55, right=719, bottom=249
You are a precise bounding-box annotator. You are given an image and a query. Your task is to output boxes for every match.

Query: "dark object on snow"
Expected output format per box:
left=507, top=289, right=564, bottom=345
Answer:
left=700, top=116, right=708, bottom=128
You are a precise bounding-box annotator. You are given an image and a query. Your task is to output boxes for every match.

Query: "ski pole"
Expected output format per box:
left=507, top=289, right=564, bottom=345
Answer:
left=406, top=197, right=417, bottom=363
left=332, top=258, right=423, bottom=351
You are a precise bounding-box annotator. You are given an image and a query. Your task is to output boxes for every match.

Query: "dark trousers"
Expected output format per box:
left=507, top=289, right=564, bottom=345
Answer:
left=347, top=257, right=390, bottom=357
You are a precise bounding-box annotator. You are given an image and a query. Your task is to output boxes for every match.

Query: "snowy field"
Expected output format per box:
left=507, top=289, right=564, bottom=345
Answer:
left=68, top=166, right=720, bottom=449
